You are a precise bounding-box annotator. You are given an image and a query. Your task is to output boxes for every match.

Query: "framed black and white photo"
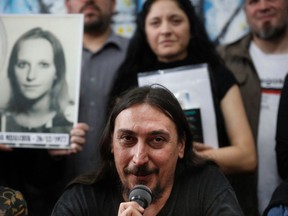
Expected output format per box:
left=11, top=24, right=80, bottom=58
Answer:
left=0, top=14, right=83, bottom=149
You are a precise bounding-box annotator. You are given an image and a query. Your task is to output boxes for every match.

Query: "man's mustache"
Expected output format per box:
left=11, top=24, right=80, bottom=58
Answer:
left=124, top=166, right=159, bottom=176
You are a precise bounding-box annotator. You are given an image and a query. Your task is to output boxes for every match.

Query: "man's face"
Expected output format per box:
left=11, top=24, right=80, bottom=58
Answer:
left=111, top=103, right=185, bottom=201
left=66, top=0, right=115, bottom=32
left=244, top=0, right=288, bottom=40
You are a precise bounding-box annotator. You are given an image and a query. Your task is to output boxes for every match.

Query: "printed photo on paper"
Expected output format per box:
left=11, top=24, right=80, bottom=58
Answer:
left=0, top=14, right=83, bottom=149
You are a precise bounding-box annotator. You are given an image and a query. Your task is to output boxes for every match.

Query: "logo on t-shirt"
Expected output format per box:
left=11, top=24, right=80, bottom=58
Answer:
left=260, top=76, right=287, bottom=95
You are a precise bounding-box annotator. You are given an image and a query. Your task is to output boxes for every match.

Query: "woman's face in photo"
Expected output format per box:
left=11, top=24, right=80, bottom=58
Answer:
left=14, top=38, right=56, bottom=100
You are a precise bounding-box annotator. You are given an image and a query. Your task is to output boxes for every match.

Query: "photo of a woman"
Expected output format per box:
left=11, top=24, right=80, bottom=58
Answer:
left=1, top=27, right=72, bottom=136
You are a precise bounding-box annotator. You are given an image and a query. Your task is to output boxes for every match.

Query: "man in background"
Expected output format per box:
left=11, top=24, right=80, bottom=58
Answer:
left=65, top=0, right=129, bottom=175
left=218, top=0, right=288, bottom=214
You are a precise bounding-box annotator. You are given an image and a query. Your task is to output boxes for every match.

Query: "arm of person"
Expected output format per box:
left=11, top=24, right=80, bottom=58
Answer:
left=276, top=75, right=288, bottom=180
left=276, top=138, right=288, bottom=180
left=48, top=122, right=89, bottom=157
left=194, top=85, right=257, bottom=174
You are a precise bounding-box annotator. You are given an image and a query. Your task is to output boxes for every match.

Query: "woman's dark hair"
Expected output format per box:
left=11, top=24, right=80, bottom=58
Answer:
left=7, top=27, right=68, bottom=113
left=73, top=85, right=207, bottom=185
left=139, top=0, right=219, bottom=64
left=112, top=0, right=222, bottom=96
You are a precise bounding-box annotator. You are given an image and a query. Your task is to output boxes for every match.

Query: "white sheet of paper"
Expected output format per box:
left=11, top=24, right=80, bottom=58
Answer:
left=138, top=64, right=219, bottom=148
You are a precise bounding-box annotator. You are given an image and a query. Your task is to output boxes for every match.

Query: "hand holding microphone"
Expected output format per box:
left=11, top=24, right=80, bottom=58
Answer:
left=118, top=185, right=152, bottom=216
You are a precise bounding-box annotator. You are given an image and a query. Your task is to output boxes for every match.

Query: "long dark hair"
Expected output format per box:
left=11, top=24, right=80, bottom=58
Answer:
left=112, top=0, right=222, bottom=96
left=7, top=27, right=68, bottom=113
left=139, top=0, right=220, bottom=65
left=73, top=85, right=207, bottom=185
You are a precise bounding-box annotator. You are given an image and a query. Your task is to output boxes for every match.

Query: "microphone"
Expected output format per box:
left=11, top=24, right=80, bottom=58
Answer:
left=129, top=185, right=152, bottom=209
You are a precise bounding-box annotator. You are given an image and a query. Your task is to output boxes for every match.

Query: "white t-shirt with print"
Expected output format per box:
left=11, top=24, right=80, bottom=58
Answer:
left=250, top=42, right=288, bottom=214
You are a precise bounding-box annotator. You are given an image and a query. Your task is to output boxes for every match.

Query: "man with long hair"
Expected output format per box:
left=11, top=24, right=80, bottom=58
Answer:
left=52, top=85, right=243, bottom=215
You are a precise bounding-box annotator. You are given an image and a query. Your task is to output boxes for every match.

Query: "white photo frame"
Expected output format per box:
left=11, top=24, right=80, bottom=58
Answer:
left=0, top=14, right=83, bottom=149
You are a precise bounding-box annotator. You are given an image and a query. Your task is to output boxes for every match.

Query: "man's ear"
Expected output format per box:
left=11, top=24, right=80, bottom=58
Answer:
left=178, top=139, right=185, bottom=159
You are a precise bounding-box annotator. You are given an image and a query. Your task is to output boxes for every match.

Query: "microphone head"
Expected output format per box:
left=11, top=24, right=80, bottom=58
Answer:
left=129, top=185, right=152, bottom=209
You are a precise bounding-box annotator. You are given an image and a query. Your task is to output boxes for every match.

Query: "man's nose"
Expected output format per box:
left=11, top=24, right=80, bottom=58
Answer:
left=132, top=141, right=149, bottom=166
left=258, top=0, right=271, bottom=11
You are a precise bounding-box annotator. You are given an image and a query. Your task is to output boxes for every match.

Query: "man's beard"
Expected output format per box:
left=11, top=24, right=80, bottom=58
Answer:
left=84, top=20, right=107, bottom=33
left=121, top=165, right=164, bottom=204
left=255, top=22, right=287, bottom=40
left=80, top=1, right=110, bottom=33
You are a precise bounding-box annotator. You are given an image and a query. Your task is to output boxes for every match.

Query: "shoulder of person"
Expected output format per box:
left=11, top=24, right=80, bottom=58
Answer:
left=184, top=161, right=227, bottom=183
left=217, top=34, right=252, bottom=58
left=111, top=32, right=130, bottom=47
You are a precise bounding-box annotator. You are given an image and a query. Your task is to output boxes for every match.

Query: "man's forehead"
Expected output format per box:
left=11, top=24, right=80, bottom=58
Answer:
left=116, top=104, right=164, bottom=119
